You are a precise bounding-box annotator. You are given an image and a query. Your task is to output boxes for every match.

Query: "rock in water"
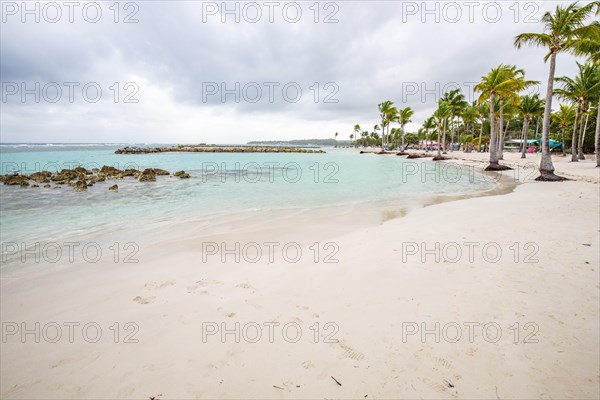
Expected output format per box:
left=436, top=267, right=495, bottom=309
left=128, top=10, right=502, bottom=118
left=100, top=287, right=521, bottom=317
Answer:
left=74, top=180, right=87, bottom=191
left=173, top=170, right=190, bottom=179
left=122, top=169, right=140, bottom=177
left=139, top=168, right=157, bottom=182
left=30, top=171, right=52, bottom=183
left=100, top=165, right=121, bottom=177
left=3, top=175, right=29, bottom=186
left=152, top=168, right=170, bottom=176
left=109, top=184, right=118, bottom=191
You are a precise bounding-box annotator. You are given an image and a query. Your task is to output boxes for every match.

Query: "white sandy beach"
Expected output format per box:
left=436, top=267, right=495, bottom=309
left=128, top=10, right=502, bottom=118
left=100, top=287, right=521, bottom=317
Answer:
left=1, top=152, right=599, bottom=399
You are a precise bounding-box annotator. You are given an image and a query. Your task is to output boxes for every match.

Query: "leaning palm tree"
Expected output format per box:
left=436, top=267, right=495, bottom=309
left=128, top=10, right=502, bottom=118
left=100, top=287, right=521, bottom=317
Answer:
left=441, top=89, right=468, bottom=152
left=423, top=116, right=435, bottom=152
left=475, top=64, right=531, bottom=170
left=378, top=101, right=395, bottom=151
left=552, top=103, right=576, bottom=156
left=396, top=107, right=414, bottom=151
left=517, top=94, right=546, bottom=158
left=432, top=100, right=451, bottom=160
left=353, top=124, right=361, bottom=146
left=386, top=106, right=399, bottom=149
left=515, top=1, right=599, bottom=180
left=554, top=62, right=600, bottom=161
left=416, top=127, right=426, bottom=150
left=495, top=66, right=538, bottom=160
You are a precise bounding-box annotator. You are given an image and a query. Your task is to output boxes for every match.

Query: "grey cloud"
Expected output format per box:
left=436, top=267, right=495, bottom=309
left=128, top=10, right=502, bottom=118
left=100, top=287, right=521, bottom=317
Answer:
left=0, top=0, right=592, bottom=142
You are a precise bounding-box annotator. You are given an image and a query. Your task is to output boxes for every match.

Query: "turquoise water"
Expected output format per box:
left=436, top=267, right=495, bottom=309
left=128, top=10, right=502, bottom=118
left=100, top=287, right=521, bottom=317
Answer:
left=0, top=145, right=496, bottom=245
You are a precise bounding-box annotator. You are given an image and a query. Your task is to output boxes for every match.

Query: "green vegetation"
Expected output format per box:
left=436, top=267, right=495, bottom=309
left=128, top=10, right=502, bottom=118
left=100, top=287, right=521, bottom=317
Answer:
left=345, top=1, right=599, bottom=177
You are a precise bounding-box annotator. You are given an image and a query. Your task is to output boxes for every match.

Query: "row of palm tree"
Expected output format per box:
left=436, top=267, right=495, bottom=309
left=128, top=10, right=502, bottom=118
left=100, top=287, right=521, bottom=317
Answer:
left=555, top=62, right=600, bottom=161
left=514, top=0, right=599, bottom=178
left=342, top=1, right=599, bottom=179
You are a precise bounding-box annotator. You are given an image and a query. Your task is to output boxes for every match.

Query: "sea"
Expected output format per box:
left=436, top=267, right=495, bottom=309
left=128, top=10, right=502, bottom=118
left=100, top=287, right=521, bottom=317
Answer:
left=0, top=143, right=498, bottom=262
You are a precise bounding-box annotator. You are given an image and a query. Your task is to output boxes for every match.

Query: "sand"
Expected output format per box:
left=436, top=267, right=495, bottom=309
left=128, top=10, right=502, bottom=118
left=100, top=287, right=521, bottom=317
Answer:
left=1, top=151, right=598, bottom=399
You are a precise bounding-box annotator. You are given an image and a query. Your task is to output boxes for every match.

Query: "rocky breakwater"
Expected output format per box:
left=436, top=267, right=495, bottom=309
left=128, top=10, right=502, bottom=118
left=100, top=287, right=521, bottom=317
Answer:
left=115, top=145, right=326, bottom=154
left=1, top=166, right=191, bottom=192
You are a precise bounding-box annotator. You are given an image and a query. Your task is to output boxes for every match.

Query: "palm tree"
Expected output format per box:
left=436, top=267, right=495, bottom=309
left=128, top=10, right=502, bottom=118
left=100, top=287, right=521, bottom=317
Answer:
left=423, top=116, right=435, bottom=152
left=432, top=100, right=451, bottom=160
left=378, top=101, right=395, bottom=151
left=574, top=33, right=600, bottom=163
left=517, top=94, right=545, bottom=158
left=386, top=106, right=399, bottom=149
left=552, top=103, right=576, bottom=156
left=496, top=66, right=537, bottom=160
left=475, top=64, right=531, bottom=170
left=555, top=62, right=600, bottom=161
left=360, top=130, right=368, bottom=146
left=441, top=89, right=468, bottom=152
left=353, top=124, right=361, bottom=146
left=396, top=107, right=414, bottom=151
left=475, top=102, right=488, bottom=152
left=462, top=102, right=479, bottom=152
left=416, top=127, right=426, bottom=150
left=515, top=1, right=599, bottom=180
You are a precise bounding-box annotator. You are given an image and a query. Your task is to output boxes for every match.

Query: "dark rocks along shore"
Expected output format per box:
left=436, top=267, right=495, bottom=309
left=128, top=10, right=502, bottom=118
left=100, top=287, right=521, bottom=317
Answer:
left=0, top=166, right=190, bottom=191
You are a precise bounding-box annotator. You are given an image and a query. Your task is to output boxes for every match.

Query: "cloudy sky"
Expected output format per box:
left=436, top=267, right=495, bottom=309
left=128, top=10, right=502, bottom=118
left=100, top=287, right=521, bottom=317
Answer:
left=0, top=0, right=595, bottom=144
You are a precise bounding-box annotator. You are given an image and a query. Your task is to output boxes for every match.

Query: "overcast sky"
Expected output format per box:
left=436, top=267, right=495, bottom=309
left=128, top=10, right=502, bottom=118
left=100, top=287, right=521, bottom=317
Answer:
left=0, top=0, right=595, bottom=144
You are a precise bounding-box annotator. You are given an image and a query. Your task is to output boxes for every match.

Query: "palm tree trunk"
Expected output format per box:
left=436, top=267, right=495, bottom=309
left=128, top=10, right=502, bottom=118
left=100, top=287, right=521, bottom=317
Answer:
left=442, top=120, right=447, bottom=154
left=470, top=122, right=475, bottom=153
left=571, top=100, right=581, bottom=162
left=436, top=126, right=442, bottom=158
left=578, top=111, right=589, bottom=160
left=478, top=118, right=484, bottom=152
left=380, top=119, right=385, bottom=151
left=537, top=51, right=560, bottom=180
left=497, top=99, right=505, bottom=160
left=561, top=126, right=566, bottom=156
left=401, top=127, right=405, bottom=151
left=489, top=93, right=499, bottom=166
left=521, top=119, right=528, bottom=159
left=450, top=118, right=455, bottom=152
left=521, top=118, right=528, bottom=158
left=386, top=124, right=391, bottom=149
left=596, top=98, right=600, bottom=167
left=500, top=119, right=510, bottom=159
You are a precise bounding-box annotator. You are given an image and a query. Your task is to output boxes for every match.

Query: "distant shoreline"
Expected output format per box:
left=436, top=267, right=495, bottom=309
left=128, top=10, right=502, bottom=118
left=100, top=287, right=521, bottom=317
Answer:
left=114, top=145, right=326, bottom=154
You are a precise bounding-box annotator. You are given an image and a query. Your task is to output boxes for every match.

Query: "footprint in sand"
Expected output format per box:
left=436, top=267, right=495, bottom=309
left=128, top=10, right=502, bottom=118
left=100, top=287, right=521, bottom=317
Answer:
left=186, top=285, right=208, bottom=294
left=338, top=341, right=364, bottom=361
left=117, top=385, right=135, bottom=397
left=237, top=283, right=256, bottom=289
left=302, top=361, right=315, bottom=369
left=425, top=379, right=458, bottom=398
left=187, top=279, right=224, bottom=294
left=422, top=357, right=462, bottom=398
left=466, top=347, right=478, bottom=356
left=144, top=280, right=175, bottom=289
left=133, top=296, right=155, bottom=304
